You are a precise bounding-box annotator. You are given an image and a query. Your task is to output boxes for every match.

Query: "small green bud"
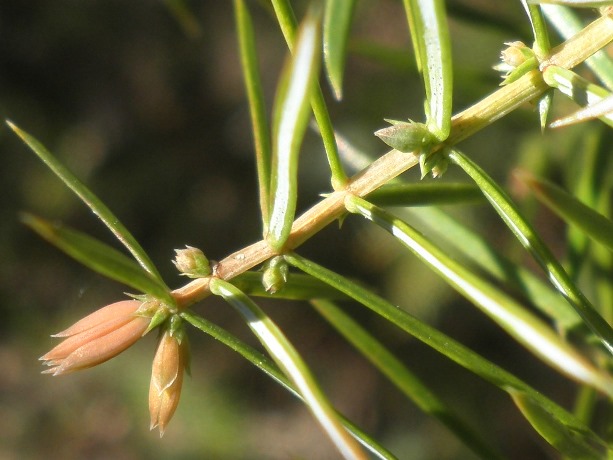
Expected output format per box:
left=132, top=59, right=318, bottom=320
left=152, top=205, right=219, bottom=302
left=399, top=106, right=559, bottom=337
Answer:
left=262, top=256, right=289, bottom=294
left=500, top=41, right=533, bottom=68
left=374, top=121, right=433, bottom=153
left=419, top=150, right=449, bottom=179
left=494, top=42, right=537, bottom=86
left=173, top=246, right=210, bottom=278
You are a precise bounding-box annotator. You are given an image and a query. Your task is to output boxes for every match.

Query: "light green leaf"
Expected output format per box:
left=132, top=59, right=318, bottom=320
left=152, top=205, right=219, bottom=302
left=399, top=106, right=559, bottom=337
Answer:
left=208, top=278, right=367, bottom=460
left=180, top=311, right=395, bottom=460
left=529, top=0, right=613, bottom=6
left=367, top=182, right=483, bottom=207
left=270, top=0, right=297, bottom=46
left=521, top=0, right=551, bottom=58
left=402, top=0, right=453, bottom=140
left=271, top=0, right=348, bottom=189
left=541, top=5, right=613, bottom=90
left=542, top=65, right=613, bottom=128
left=510, top=390, right=607, bottom=460
left=407, top=206, right=581, bottom=330
left=323, top=0, right=356, bottom=100
left=284, top=252, right=606, bottom=450
left=21, top=213, right=174, bottom=305
left=564, top=125, right=611, bottom=306
left=268, top=7, right=322, bottom=251
left=344, top=196, right=613, bottom=396
left=7, top=121, right=164, bottom=283
left=448, top=148, right=613, bottom=356
left=518, top=171, right=613, bottom=252
left=550, top=92, right=613, bottom=128
left=232, top=271, right=350, bottom=300
left=538, top=90, right=554, bottom=131
left=234, top=0, right=273, bottom=235
left=311, top=299, right=504, bottom=460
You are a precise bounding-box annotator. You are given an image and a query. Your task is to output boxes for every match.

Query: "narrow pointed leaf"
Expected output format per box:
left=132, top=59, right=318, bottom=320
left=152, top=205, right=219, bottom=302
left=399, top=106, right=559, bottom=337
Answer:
left=323, top=0, right=357, bottom=100
left=21, top=213, right=174, bottom=304
left=232, top=271, right=350, bottom=300
left=448, top=148, right=613, bottom=356
left=284, top=252, right=606, bottom=451
left=550, top=92, right=613, bottom=128
left=367, top=182, right=484, bottom=207
left=268, top=8, right=321, bottom=251
left=7, top=121, right=164, bottom=282
left=271, top=0, right=348, bottom=188
left=408, top=206, right=581, bottom=330
left=402, top=0, right=453, bottom=140
left=344, top=196, right=613, bottom=396
left=270, top=0, right=297, bottom=46
left=311, top=299, right=504, bottom=460
left=234, top=0, right=272, bottom=234
left=521, top=0, right=551, bottom=58
left=519, top=172, right=613, bottom=252
left=510, top=390, right=606, bottom=460
left=181, top=311, right=298, bottom=396
left=530, top=0, right=613, bottom=6
left=538, top=90, right=554, bottom=131
left=180, top=311, right=395, bottom=460
left=542, top=66, right=613, bottom=128
left=208, top=278, right=367, bottom=460
left=541, top=5, right=613, bottom=90
left=562, top=133, right=598, bottom=274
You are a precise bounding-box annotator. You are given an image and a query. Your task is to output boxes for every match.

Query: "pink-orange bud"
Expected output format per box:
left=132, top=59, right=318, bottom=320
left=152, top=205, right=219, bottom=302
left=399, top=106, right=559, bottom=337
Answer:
left=40, top=300, right=150, bottom=375
left=149, top=329, right=186, bottom=437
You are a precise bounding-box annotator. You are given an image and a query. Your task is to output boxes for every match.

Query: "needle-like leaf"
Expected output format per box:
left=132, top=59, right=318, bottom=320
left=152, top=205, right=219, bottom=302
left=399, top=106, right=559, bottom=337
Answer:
left=312, top=299, right=504, bottom=460
left=449, top=148, right=613, bottom=356
left=268, top=7, right=321, bottom=251
left=21, top=213, right=174, bottom=304
left=550, top=92, right=613, bottom=128
left=510, top=390, right=606, bottom=459
left=323, top=0, right=357, bottom=100
left=543, top=65, right=613, bottom=128
left=234, top=0, right=272, bottom=235
left=271, top=0, right=348, bottom=188
left=284, top=252, right=608, bottom=457
left=344, top=196, right=613, bottom=396
left=402, top=0, right=453, bottom=140
left=518, top=171, right=613, bottom=252
left=7, top=121, right=165, bottom=283
left=541, top=4, right=613, bottom=90
left=180, top=310, right=395, bottom=460
left=367, top=182, right=483, bottom=207
left=232, top=271, right=350, bottom=300
left=529, top=0, right=613, bottom=6
left=209, top=278, right=367, bottom=460
left=407, top=207, right=581, bottom=330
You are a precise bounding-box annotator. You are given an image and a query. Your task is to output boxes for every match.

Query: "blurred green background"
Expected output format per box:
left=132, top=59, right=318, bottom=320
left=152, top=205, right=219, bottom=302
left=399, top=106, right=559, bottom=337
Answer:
left=0, top=1, right=592, bottom=458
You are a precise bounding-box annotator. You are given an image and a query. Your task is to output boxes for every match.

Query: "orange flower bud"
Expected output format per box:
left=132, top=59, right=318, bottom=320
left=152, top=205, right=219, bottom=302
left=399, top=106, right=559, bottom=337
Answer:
left=40, top=300, right=150, bottom=375
left=149, top=328, right=186, bottom=437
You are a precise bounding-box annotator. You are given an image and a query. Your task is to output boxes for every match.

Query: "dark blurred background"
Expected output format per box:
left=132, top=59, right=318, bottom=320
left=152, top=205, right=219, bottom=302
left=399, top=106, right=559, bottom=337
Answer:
left=0, top=1, right=588, bottom=458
